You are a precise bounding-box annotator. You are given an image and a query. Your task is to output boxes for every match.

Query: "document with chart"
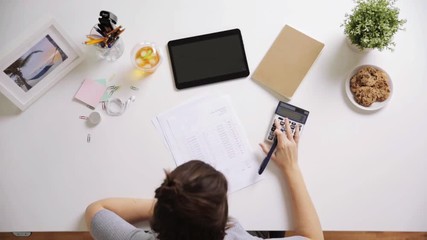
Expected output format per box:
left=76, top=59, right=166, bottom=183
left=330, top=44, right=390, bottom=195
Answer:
left=153, top=94, right=263, bottom=192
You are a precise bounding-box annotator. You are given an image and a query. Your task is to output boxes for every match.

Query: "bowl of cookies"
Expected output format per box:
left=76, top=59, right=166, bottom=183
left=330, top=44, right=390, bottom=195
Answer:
left=345, top=65, right=392, bottom=111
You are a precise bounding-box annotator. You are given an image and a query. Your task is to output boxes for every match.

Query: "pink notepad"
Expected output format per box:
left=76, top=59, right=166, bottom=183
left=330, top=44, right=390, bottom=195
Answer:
left=74, top=79, right=107, bottom=108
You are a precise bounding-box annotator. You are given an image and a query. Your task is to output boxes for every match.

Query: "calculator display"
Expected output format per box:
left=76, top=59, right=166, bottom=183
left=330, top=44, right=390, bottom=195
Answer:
left=276, top=107, right=307, bottom=123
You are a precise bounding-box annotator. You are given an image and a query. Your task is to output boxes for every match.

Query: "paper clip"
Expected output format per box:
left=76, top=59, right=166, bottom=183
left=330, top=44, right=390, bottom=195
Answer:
left=106, top=85, right=120, bottom=97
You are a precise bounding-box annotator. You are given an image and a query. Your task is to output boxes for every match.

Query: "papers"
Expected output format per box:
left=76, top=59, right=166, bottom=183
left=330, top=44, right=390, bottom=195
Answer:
left=153, top=94, right=263, bottom=193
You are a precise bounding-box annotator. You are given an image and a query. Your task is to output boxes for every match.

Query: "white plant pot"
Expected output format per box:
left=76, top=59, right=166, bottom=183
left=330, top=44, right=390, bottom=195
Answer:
left=346, top=37, right=373, bottom=54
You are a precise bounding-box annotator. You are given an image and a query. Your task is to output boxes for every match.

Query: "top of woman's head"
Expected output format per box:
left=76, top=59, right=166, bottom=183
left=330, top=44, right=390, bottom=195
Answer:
left=150, top=160, right=229, bottom=240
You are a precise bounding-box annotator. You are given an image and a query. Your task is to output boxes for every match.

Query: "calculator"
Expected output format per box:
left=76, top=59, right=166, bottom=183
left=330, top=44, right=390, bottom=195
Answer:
left=266, top=101, right=309, bottom=142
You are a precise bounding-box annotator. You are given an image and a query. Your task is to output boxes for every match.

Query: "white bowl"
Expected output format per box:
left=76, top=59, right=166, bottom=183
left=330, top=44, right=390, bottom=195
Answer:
left=345, top=65, right=393, bottom=111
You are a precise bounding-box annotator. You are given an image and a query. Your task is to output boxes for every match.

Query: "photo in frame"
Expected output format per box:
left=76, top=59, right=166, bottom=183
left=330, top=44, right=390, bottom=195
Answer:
left=0, top=18, right=84, bottom=111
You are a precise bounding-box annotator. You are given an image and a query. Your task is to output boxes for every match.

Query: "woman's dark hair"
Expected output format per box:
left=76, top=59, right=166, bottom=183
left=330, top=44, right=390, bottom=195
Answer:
left=150, top=160, right=228, bottom=240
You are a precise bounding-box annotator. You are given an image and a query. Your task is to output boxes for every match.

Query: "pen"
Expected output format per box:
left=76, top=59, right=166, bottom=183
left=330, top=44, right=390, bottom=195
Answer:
left=258, top=137, right=278, bottom=175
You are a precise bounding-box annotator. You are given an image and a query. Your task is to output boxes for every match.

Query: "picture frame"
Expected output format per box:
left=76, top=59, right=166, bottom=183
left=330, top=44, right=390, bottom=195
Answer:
left=0, top=18, right=84, bottom=111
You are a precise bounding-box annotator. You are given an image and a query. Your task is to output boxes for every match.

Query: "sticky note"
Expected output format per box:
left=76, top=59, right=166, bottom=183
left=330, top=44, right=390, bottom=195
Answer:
left=74, top=79, right=107, bottom=108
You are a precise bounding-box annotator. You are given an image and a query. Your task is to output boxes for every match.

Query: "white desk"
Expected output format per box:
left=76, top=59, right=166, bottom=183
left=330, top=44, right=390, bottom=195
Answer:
left=1, top=0, right=427, bottom=232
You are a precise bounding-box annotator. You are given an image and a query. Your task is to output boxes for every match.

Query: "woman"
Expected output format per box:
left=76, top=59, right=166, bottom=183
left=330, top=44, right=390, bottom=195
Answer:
left=85, top=119, right=324, bottom=240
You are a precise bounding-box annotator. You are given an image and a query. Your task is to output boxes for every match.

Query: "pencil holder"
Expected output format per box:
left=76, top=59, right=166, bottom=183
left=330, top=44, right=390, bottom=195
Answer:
left=88, top=26, right=125, bottom=62
left=95, top=38, right=124, bottom=62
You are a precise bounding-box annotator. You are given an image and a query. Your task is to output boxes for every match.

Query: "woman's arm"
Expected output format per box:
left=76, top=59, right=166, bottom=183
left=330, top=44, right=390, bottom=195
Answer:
left=260, top=119, right=323, bottom=240
left=85, top=198, right=156, bottom=229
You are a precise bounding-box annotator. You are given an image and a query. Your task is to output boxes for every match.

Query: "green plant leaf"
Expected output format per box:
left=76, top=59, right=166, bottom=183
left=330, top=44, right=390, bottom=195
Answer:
left=342, top=0, right=407, bottom=51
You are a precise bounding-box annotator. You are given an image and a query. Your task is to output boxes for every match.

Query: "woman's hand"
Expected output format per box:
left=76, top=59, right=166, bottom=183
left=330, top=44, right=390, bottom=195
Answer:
left=260, top=118, right=300, bottom=174
left=259, top=118, right=324, bottom=240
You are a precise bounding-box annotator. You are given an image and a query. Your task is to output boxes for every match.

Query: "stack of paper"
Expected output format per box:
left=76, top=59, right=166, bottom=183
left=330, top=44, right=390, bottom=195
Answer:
left=153, top=94, right=263, bottom=193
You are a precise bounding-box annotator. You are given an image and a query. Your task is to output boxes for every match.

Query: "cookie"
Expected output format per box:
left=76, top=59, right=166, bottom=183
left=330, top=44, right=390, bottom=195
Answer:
left=353, top=86, right=377, bottom=107
left=359, top=73, right=376, bottom=87
left=349, top=66, right=390, bottom=107
left=350, top=75, right=360, bottom=93
left=374, top=78, right=391, bottom=102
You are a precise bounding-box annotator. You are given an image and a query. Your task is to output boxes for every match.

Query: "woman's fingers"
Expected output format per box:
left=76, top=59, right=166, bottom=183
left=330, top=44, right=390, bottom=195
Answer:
left=284, top=118, right=293, bottom=141
left=259, top=143, right=276, bottom=161
left=294, top=123, right=300, bottom=144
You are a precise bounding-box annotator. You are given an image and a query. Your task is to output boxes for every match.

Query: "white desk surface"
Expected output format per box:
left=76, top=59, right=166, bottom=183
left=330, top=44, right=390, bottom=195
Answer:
left=1, top=0, right=426, bottom=232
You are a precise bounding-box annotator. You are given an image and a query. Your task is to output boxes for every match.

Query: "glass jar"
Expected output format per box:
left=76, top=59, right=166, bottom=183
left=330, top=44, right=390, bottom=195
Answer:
left=88, top=26, right=125, bottom=62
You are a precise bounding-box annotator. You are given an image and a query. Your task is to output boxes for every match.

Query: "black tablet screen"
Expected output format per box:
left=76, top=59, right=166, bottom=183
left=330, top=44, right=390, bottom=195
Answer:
left=168, top=29, right=249, bottom=89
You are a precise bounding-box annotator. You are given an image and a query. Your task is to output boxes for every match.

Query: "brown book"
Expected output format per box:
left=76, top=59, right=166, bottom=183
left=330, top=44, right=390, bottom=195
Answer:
left=252, top=25, right=324, bottom=99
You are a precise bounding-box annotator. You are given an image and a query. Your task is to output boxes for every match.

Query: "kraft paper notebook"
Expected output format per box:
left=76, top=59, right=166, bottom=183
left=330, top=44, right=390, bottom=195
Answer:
left=252, top=25, right=324, bottom=99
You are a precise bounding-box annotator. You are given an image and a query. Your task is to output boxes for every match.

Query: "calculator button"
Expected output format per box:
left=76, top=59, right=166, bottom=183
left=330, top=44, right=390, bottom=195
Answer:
left=280, top=121, right=285, bottom=125
left=278, top=117, right=283, bottom=120
left=271, top=126, right=276, bottom=131
left=291, top=121, right=296, bottom=125
left=280, top=127, right=285, bottom=132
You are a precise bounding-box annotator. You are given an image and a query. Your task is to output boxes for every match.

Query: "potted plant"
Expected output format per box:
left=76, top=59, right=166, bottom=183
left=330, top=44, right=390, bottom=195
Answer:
left=342, top=0, right=406, bottom=51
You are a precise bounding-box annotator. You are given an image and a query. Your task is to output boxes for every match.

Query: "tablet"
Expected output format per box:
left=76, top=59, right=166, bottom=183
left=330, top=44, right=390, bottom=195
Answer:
left=168, top=29, right=250, bottom=89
